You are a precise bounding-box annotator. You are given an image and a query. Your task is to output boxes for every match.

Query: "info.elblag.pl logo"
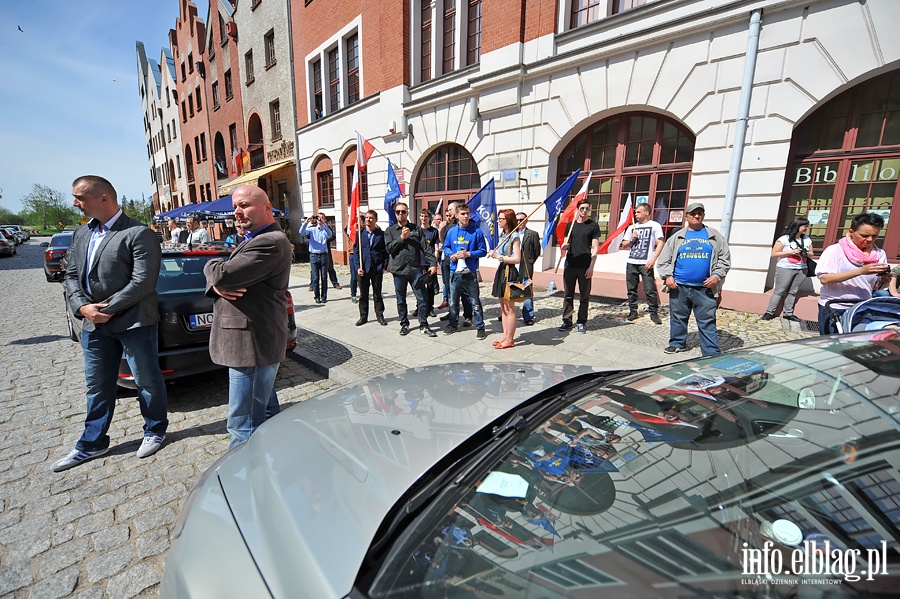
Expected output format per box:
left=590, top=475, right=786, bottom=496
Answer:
left=741, top=538, right=889, bottom=583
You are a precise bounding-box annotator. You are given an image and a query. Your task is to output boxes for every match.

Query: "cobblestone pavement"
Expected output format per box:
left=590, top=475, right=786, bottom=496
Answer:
left=0, top=241, right=338, bottom=598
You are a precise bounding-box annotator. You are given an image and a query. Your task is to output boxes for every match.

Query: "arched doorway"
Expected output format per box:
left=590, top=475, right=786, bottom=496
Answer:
left=214, top=132, right=227, bottom=181
left=557, top=112, right=695, bottom=243
left=778, top=69, right=900, bottom=260
left=184, top=144, right=197, bottom=204
left=414, top=143, right=481, bottom=217
left=247, top=113, right=265, bottom=171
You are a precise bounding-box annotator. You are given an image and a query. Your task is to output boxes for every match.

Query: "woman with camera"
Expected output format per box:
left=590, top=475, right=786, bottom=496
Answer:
left=816, top=212, right=891, bottom=334
left=762, top=217, right=813, bottom=322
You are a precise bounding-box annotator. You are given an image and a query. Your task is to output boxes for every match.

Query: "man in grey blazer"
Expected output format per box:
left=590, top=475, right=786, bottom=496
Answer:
left=203, top=185, right=292, bottom=448
left=53, top=175, right=168, bottom=472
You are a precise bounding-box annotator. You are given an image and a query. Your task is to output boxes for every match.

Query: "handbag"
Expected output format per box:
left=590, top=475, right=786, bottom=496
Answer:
left=503, top=239, right=533, bottom=303
left=805, top=256, right=817, bottom=277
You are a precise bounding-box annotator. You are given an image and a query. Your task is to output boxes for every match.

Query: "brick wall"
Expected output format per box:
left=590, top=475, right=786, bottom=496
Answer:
left=205, top=3, right=245, bottom=189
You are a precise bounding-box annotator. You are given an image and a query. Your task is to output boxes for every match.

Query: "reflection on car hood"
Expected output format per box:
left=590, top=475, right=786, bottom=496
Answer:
left=214, top=362, right=596, bottom=599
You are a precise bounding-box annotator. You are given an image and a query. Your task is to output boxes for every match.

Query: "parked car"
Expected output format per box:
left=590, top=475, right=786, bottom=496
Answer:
left=162, top=330, right=900, bottom=598
left=41, top=231, right=74, bottom=281
left=0, top=230, right=16, bottom=257
left=64, top=244, right=298, bottom=388
left=1, top=225, right=29, bottom=241
left=1, top=227, right=22, bottom=245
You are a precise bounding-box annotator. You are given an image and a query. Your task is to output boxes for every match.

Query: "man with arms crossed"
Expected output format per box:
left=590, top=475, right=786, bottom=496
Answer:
left=620, top=202, right=664, bottom=324
left=54, top=175, right=168, bottom=471
left=204, top=185, right=292, bottom=447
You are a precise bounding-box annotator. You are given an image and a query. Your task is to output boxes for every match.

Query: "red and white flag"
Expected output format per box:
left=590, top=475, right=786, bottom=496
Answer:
left=555, top=172, right=592, bottom=250
left=347, top=133, right=377, bottom=243
left=598, top=193, right=634, bottom=254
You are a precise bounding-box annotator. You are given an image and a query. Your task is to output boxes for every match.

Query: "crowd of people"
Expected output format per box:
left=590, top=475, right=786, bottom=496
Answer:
left=50, top=175, right=897, bottom=470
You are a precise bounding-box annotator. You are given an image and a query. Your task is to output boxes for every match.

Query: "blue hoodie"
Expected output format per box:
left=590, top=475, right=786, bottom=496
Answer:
left=442, top=222, right=488, bottom=273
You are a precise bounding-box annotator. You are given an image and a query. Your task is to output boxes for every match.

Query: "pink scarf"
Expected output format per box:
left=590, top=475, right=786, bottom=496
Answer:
left=839, top=236, right=881, bottom=266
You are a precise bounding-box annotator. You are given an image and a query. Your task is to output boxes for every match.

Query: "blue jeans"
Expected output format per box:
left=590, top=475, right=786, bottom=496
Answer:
left=78, top=324, right=168, bottom=451
left=668, top=285, right=719, bottom=356
left=441, top=257, right=451, bottom=302
left=310, top=253, right=328, bottom=300
left=393, top=273, right=428, bottom=327
left=449, top=271, right=484, bottom=329
left=521, top=297, right=535, bottom=322
left=227, top=363, right=280, bottom=449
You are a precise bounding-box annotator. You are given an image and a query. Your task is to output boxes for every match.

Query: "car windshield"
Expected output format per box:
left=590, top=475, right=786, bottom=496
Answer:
left=50, top=232, right=73, bottom=247
left=370, top=331, right=900, bottom=597
left=157, top=254, right=222, bottom=295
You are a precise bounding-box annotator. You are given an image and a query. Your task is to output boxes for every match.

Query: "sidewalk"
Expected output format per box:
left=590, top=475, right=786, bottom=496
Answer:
left=287, top=263, right=817, bottom=385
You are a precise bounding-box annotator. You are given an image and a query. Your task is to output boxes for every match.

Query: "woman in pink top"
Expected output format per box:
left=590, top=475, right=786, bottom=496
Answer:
left=816, top=212, right=891, bottom=334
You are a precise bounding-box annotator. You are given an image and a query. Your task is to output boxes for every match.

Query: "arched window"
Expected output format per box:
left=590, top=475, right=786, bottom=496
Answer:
left=341, top=147, right=369, bottom=208
left=414, top=143, right=481, bottom=215
left=779, top=69, right=900, bottom=259
left=557, top=112, right=695, bottom=240
left=313, top=155, right=335, bottom=210
left=246, top=113, right=265, bottom=170
left=214, top=132, right=227, bottom=180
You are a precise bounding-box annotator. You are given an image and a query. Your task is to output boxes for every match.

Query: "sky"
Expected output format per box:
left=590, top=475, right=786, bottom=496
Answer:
left=0, top=0, right=209, bottom=214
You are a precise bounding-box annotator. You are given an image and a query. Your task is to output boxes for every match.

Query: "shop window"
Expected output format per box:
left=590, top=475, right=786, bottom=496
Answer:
left=779, top=69, right=900, bottom=259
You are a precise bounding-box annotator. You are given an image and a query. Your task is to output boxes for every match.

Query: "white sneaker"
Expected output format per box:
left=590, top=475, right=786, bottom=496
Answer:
left=136, top=435, right=165, bottom=458
left=51, top=447, right=109, bottom=472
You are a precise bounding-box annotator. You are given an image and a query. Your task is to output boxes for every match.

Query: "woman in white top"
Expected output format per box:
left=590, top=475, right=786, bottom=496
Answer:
left=815, top=212, right=891, bottom=334
left=762, top=217, right=812, bottom=322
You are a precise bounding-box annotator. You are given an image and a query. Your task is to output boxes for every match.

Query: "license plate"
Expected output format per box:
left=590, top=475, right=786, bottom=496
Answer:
left=189, top=312, right=214, bottom=329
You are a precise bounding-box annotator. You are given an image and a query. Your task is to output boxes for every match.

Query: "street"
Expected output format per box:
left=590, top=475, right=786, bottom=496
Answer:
left=0, top=239, right=338, bottom=598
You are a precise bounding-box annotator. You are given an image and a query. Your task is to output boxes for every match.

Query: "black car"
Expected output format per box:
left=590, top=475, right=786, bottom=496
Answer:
left=64, top=245, right=298, bottom=388
left=41, top=231, right=74, bottom=281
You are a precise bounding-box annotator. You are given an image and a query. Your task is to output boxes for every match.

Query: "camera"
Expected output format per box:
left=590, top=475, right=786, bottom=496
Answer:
left=798, top=248, right=808, bottom=258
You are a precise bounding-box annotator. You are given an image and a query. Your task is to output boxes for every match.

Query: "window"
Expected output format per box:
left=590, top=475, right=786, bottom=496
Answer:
left=200, top=132, right=207, bottom=161
left=245, top=50, right=255, bottom=85
left=466, top=0, right=481, bottom=66
left=420, top=2, right=432, bottom=82
left=181, top=100, right=187, bottom=123
left=212, top=82, right=220, bottom=109
left=328, top=47, right=340, bottom=113
left=195, top=86, right=202, bottom=112
left=442, top=0, right=456, bottom=75
left=569, top=0, right=651, bottom=29
left=533, top=558, right=621, bottom=589
left=557, top=113, right=695, bottom=241
left=176, top=155, right=182, bottom=178
left=194, top=136, right=201, bottom=163
left=312, top=59, right=323, bottom=118
left=779, top=69, right=900, bottom=258
left=172, top=119, right=177, bottom=139
left=188, top=52, right=194, bottom=73
left=185, top=145, right=195, bottom=181
left=224, top=70, right=233, bottom=100
left=219, top=14, right=227, bottom=45
left=344, top=149, right=369, bottom=206
left=270, top=100, right=282, bottom=140
left=414, top=143, right=481, bottom=215
left=180, top=61, right=186, bottom=82
left=229, top=123, right=238, bottom=153
left=317, top=169, right=335, bottom=208
left=166, top=123, right=171, bottom=142
left=346, top=34, right=360, bottom=105
left=265, top=30, right=276, bottom=68
left=188, top=95, right=194, bottom=117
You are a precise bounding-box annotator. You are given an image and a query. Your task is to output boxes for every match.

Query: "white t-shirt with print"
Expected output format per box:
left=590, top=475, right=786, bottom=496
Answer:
left=623, top=220, right=664, bottom=265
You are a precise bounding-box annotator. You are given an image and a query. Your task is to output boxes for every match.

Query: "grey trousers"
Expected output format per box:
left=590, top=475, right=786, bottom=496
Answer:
left=765, top=267, right=806, bottom=316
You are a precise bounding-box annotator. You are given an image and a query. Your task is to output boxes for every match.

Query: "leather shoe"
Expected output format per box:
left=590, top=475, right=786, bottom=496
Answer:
left=355, top=318, right=367, bottom=326
left=784, top=315, right=801, bottom=322
left=761, top=313, right=775, bottom=321
left=437, top=301, right=449, bottom=309
left=420, top=326, right=437, bottom=338
left=400, top=325, right=410, bottom=336
left=439, top=313, right=451, bottom=321
left=377, top=316, right=388, bottom=326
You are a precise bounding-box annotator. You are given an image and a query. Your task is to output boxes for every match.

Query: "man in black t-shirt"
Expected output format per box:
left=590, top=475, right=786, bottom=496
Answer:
left=559, top=198, right=600, bottom=333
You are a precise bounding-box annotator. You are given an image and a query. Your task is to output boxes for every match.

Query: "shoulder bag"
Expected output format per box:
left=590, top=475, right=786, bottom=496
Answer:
left=503, top=236, right=533, bottom=303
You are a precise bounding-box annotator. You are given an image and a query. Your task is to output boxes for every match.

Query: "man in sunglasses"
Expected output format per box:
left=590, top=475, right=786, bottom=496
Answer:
left=385, top=202, right=439, bottom=337
left=559, top=199, right=600, bottom=334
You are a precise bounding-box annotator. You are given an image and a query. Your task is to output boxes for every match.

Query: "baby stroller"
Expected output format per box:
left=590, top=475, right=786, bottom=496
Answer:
left=827, top=297, right=900, bottom=333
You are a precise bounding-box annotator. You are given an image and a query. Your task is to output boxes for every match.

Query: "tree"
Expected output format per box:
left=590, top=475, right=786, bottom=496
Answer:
left=20, top=184, right=73, bottom=229
left=122, top=194, right=154, bottom=224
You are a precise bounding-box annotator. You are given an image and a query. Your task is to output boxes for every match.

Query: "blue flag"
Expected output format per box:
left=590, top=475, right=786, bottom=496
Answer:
left=385, top=162, right=401, bottom=227
left=467, top=178, right=497, bottom=249
left=542, top=169, right=581, bottom=248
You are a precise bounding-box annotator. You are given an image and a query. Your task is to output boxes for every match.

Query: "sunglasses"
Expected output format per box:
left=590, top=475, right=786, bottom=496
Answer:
left=395, top=210, right=407, bottom=214
left=577, top=206, right=590, bottom=211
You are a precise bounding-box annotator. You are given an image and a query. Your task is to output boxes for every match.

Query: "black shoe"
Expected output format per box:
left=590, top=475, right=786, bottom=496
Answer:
left=497, top=316, right=503, bottom=322
left=626, top=311, right=639, bottom=321
left=377, top=317, right=388, bottom=326
left=784, top=315, right=801, bottom=322
left=314, top=298, right=322, bottom=304
left=463, top=317, right=473, bottom=327
left=420, top=326, right=437, bottom=338
left=400, top=325, right=410, bottom=336
left=429, top=310, right=436, bottom=318
left=524, top=320, right=535, bottom=326
left=558, top=322, right=572, bottom=331
left=761, top=313, right=775, bottom=321
left=650, top=314, right=662, bottom=325
left=439, top=313, right=451, bottom=321
left=351, top=296, right=358, bottom=303
left=320, top=298, right=327, bottom=304
left=476, top=328, right=487, bottom=340
left=664, top=346, right=688, bottom=354
left=444, top=324, right=458, bottom=335
left=355, top=319, right=367, bottom=326
left=333, top=284, right=342, bottom=290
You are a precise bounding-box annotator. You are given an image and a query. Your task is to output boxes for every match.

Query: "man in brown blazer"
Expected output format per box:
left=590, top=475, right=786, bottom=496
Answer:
left=203, top=185, right=292, bottom=448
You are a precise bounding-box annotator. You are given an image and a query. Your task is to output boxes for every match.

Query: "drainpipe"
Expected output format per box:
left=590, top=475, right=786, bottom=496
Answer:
left=720, top=9, right=762, bottom=240
left=285, top=0, right=305, bottom=248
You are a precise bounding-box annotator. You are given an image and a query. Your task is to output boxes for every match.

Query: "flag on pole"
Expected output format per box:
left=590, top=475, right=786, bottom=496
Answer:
left=240, top=149, right=251, bottom=174
left=555, top=173, right=592, bottom=248
left=231, top=150, right=240, bottom=175
left=384, top=162, right=401, bottom=227
left=598, top=193, right=634, bottom=254
left=467, top=178, right=497, bottom=249
left=347, top=132, right=377, bottom=243
left=541, top=170, right=581, bottom=248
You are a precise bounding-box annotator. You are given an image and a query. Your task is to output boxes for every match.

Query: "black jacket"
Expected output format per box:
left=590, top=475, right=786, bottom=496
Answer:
left=385, top=222, right=437, bottom=276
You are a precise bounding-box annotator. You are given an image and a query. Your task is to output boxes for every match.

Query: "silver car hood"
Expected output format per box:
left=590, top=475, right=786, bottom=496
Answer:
left=215, top=362, right=596, bottom=599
